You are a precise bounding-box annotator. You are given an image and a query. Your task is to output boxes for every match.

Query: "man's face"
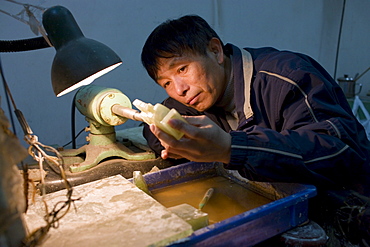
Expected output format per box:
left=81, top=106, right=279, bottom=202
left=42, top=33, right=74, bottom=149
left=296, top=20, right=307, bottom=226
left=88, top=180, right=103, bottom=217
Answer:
left=155, top=42, right=227, bottom=112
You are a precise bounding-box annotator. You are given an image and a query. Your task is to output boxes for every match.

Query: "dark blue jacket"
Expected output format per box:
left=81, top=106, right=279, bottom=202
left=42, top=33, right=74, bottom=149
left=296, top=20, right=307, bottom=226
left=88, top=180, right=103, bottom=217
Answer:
left=143, top=44, right=370, bottom=194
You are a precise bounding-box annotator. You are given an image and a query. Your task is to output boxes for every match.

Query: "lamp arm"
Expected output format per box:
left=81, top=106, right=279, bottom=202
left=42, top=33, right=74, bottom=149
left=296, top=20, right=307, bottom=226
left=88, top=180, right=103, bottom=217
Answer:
left=0, top=36, right=51, bottom=53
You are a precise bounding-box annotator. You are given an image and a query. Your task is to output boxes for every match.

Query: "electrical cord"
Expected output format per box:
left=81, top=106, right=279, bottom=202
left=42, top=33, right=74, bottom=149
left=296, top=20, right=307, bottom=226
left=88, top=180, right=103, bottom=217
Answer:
left=71, top=94, right=77, bottom=149
left=62, top=127, right=85, bottom=148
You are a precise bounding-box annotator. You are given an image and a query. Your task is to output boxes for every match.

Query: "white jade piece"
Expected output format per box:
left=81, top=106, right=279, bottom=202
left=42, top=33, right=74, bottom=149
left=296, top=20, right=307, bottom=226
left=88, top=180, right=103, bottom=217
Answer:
left=132, top=99, right=187, bottom=140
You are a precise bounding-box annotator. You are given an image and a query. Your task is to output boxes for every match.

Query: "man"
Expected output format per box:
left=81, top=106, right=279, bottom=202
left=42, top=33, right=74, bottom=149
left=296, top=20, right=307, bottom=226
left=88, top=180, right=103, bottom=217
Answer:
left=140, top=15, right=370, bottom=244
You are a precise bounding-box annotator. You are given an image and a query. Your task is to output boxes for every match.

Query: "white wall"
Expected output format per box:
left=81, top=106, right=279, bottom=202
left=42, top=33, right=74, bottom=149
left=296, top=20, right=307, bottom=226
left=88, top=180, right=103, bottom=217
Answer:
left=0, top=0, right=369, bottom=148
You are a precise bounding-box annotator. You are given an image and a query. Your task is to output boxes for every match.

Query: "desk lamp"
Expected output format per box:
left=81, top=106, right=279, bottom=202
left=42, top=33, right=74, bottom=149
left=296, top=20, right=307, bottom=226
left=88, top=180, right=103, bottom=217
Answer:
left=43, top=5, right=122, bottom=97
left=3, top=5, right=156, bottom=180
left=42, top=6, right=156, bottom=173
left=2, top=5, right=123, bottom=135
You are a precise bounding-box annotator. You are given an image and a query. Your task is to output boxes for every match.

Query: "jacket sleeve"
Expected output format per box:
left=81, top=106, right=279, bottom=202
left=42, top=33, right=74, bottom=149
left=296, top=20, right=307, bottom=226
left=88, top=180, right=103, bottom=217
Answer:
left=228, top=51, right=370, bottom=194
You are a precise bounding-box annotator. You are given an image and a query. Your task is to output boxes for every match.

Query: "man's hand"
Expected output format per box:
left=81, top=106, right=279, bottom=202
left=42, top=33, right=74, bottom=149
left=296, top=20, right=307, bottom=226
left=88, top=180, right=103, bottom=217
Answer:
left=149, top=115, right=231, bottom=163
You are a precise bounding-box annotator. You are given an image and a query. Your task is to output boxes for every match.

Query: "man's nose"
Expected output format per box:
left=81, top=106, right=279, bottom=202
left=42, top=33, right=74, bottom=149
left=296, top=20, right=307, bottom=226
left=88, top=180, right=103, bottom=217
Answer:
left=174, top=79, right=189, bottom=96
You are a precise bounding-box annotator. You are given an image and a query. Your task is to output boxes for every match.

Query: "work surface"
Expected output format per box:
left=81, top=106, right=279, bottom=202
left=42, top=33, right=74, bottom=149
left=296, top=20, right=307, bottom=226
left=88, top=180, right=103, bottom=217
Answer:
left=24, top=175, right=193, bottom=247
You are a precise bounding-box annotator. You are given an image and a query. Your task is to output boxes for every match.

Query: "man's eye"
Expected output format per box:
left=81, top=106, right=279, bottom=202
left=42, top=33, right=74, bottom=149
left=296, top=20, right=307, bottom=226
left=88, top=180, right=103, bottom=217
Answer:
left=164, top=81, right=171, bottom=88
left=178, top=66, right=187, bottom=73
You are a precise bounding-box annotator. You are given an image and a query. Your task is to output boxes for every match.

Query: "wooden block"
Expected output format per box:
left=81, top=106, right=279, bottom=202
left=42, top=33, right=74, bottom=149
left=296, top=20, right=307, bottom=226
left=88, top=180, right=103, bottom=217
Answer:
left=24, top=175, right=193, bottom=246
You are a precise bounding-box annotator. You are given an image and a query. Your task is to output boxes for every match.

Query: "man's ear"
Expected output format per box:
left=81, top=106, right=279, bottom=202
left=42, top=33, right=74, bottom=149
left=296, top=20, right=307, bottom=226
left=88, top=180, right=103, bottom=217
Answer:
left=208, top=37, right=224, bottom=64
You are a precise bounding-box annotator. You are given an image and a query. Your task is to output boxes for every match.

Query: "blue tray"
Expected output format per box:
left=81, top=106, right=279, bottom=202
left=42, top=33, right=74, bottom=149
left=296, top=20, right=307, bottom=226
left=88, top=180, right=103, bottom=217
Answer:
left=138, top=162, right=317, bottom=246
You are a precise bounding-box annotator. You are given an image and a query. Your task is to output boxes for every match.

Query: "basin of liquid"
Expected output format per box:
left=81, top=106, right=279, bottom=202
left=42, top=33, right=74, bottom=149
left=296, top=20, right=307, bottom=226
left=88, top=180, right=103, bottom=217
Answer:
left=151, top=176, right=272, bottom=224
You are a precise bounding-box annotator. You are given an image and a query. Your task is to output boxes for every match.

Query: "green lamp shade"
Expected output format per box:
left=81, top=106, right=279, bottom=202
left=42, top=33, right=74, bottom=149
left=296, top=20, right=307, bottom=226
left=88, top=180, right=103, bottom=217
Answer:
left=42, top=6, right=122, bottom=97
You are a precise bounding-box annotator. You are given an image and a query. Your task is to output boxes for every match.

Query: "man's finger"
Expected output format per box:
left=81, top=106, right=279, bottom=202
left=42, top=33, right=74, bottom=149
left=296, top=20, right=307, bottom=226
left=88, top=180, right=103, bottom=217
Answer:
left=182, top=115, right=209, bottom=126
left=167, top=118, right=200, bottom=138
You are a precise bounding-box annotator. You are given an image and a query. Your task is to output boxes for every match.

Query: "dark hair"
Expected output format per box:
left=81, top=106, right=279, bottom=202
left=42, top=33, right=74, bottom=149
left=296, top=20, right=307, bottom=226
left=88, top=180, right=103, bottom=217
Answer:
left=141, top=15, right=224, bottom=80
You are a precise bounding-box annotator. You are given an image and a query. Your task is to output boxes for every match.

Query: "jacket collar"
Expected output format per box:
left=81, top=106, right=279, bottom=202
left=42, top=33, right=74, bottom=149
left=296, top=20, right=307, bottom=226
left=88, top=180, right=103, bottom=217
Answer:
left=227, top=44, right=254, bottom=124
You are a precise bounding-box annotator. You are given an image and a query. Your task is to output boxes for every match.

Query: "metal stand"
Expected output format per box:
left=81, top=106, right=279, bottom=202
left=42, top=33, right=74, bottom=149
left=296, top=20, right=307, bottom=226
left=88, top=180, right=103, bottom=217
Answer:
left=61, top=118, right=155, bottom=173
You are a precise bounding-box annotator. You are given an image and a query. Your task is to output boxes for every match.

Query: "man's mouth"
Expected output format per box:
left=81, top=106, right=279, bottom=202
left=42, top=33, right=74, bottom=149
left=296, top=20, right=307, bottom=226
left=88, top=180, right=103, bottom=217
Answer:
left=187, top=93, right=201, bottom=105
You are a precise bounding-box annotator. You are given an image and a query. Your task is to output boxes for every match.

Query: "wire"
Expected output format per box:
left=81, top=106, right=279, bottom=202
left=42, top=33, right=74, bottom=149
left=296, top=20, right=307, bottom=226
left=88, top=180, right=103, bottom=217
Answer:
left=71, top=93, right=77, bottom=149
left=62, top=127, right=85, bottom=148
left=60, top=92, right=85, bottom=149
left=0, top=56, right=33, bottom=136
left=24, top=135, right=80, bottom=247
left=333, top=0, right=346, bottom=80
left=0, top=55, right=17, bottom=134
